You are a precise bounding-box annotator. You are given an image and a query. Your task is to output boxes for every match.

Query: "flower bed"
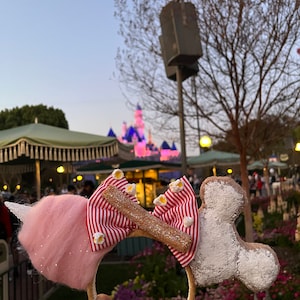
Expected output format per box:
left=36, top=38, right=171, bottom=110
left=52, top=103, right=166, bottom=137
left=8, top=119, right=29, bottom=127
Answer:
left=110, top=201, right=300, bottom=300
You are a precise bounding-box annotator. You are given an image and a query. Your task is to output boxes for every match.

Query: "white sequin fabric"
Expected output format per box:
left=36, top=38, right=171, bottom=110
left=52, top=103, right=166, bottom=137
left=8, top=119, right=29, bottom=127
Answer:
left=4, top=201, right=32, bottom=222
left=189, top=177, right=280, bottom=292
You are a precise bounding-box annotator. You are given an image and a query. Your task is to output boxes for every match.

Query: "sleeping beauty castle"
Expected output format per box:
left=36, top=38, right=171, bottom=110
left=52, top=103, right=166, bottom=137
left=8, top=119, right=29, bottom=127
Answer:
left=107, top=104, right=180, bottom=161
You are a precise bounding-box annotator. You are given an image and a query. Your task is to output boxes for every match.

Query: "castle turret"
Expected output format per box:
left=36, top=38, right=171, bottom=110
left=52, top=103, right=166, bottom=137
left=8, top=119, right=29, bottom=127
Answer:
left=121, top=121, right=128, bottom=141
left=134, top=104, right=145, bottom=141
left=107, top=127, right=117, bottom=137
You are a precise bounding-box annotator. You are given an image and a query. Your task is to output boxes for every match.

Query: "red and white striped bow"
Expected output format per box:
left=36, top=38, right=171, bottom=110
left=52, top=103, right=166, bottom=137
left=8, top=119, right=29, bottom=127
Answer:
left=86, top=170, right=199, bottom=267
left=152, top=176, right=199, bottom=267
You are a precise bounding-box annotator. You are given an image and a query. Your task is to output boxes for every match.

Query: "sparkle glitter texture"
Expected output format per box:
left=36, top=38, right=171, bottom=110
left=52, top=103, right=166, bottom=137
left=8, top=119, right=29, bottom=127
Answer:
left=189, top=177, right=279, bottom=292
left=17, top=194, right=114, bottom=290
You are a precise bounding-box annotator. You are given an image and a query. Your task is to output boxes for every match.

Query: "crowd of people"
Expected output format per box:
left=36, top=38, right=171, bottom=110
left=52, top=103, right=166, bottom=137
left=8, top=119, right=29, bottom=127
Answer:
left=0, top=193, right=22, bottom=270
left=44, top=179, right=96, bottom=198
left=247, top=171, right=287, bottom=198
left=0, top=194, right=12, bottom=243
left=249, top=172, right=264, bottom=197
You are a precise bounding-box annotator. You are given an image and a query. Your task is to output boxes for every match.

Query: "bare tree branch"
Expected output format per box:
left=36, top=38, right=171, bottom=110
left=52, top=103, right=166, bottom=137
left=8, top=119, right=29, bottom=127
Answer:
left=114, top=0, right=300, bottom=242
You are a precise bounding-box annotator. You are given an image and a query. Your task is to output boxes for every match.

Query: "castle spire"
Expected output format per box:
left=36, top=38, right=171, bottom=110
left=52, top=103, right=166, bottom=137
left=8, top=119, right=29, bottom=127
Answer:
left=134, top=103, right=145, bottom=140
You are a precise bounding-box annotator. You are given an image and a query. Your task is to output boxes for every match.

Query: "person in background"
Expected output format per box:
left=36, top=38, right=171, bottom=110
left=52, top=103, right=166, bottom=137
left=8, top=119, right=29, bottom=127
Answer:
left=67, top=184, right=77, bottom=194
left=6, top=194, right=22, bottom=272
left=249, top=174, right=256, bottom=198
left=79, top=180, right=95, bottom=198
left=0, top=195, right=12, bottom=244
left=256, top=174, right=263, bottom=196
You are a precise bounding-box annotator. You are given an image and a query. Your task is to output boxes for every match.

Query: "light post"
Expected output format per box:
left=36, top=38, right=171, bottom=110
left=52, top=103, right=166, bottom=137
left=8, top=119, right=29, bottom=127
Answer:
left=227, top=168, right=233, bottom=175
left=192, top=76, right=201, bottom=155
left=199, top=135, right=212, bottom=150
left=159, top=2, right=202, bottom=176
left=199, top=135, right=216, bottom=175
left=56, top=165, right=65, bottom=193
left=295, top=141, right=300, bottom=183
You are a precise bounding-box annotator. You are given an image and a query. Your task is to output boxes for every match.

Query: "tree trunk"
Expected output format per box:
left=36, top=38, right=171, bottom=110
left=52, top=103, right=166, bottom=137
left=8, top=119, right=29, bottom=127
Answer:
left=263, top=166, right=271, bottom=197
left=240, top=153, right=254, bottom=242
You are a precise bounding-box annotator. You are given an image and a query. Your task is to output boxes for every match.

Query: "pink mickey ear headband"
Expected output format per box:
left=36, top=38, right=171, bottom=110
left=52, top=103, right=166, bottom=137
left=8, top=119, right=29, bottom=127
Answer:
left=7, top=168, right=198, bottom=300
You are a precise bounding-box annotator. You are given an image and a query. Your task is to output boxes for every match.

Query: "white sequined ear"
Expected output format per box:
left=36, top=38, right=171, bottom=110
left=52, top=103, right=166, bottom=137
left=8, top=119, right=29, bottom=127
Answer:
left=189, top=178, right=279, bottom=292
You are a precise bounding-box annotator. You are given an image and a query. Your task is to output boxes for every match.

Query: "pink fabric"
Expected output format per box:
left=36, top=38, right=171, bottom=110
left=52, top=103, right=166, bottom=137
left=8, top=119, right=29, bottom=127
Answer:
left=18, top=194, right=113, bottom=291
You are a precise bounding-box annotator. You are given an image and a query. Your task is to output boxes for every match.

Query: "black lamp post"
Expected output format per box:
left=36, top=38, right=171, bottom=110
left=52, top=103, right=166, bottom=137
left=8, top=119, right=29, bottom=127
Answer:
left=159, top=1, right=202, bottom=175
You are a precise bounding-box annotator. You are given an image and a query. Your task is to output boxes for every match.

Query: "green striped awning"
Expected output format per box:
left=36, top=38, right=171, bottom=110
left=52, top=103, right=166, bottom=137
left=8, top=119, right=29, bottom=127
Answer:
left=0, top=123, right=133, bottom=163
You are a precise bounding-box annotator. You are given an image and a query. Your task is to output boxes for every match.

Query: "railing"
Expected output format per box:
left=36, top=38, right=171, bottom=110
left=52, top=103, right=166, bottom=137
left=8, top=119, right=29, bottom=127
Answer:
left=0, top=239, right=56, bottom=300
left=0, top=260, right=57, bottom=300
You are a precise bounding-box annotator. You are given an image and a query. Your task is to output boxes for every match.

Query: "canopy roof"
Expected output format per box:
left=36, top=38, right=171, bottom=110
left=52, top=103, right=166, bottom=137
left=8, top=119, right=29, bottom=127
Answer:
left=187, top=149, right=241, bottom=168
left=247, top=160, right=288, bottom=170
left=77, top=159, right=181, bottom=174
left=0, top=123, right=133, bottom=163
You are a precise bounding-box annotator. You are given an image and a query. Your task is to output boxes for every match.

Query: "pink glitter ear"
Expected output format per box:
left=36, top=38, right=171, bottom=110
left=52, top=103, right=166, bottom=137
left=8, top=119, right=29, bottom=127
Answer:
left=17, top=194, right=113, bottom=291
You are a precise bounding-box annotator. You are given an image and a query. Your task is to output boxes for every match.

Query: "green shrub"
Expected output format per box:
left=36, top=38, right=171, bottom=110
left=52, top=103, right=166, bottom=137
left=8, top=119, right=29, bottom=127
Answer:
left=112, top=242, right=188, bottom=299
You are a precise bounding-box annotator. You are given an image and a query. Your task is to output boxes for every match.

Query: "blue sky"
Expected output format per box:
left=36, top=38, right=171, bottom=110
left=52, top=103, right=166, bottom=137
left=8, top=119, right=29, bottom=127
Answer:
left=0, top=1, right=134, bottom=138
